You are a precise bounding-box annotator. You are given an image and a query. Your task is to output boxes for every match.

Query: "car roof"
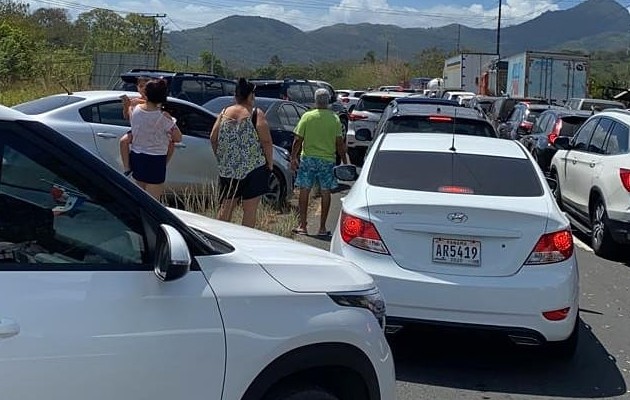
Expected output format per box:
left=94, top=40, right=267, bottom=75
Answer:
left=391, top=103, right=486, bottom=120
left=598, top=109, right=630, bottom=123
left=542, top=109, right=592, bottom=117
left=0, top=105, right=34, bottom=121
left=380, top=133, right=527, bottom=159
left=120, top=69, right=233, bottom=81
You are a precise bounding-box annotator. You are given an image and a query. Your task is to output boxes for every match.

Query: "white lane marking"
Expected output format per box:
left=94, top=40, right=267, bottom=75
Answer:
left=573, top=235, right=593, bottom=253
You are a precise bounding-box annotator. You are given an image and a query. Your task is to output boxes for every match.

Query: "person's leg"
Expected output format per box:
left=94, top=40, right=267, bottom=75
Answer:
left=145, top=183, right=165, bottom=200
left=120, top=133, right=132, bottom=172
left=166, top=141, right=175, bottom=164
left=216, top=177, right=240, bottom=222
left=316, top=159, right=338, bottom=235
left=297, top=188, right=310, bottom=232
left=241, top=196, right=261, bottom=228
left=319, top=190, right=332, bottom=235
left=293, top=157, right=314, bottom=234
left=217, top=198, right=238, bottom=222
left=134, top=180, right=148, bottom=190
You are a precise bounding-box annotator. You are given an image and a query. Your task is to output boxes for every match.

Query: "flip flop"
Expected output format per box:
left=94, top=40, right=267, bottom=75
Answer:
left=316, top=230, right=332, bottom=238
left=292, top=227, right=308, bottom=235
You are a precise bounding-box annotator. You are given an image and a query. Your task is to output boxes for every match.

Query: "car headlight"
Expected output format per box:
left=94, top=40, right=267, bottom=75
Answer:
left=328, top=288, right=386, bottom=328
left=276, top=147, right=291, bottom=162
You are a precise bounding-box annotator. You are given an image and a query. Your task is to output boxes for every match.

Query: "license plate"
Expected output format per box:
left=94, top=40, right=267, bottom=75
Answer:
left=432, top=238, right=481, bottom=266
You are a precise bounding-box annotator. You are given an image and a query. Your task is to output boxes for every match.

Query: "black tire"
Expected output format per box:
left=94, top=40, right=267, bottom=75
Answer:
left=545, top=318, right=579, bottom=360
left=263, top=167, right=287, bottom=208
left=551, top=169, right=562, bottom=209
left=591, top=197, right=617, bottom=257
left=264, top=385, right=340, bottom=400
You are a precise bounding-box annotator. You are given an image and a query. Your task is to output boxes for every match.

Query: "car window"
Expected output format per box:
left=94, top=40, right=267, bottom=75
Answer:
left=277, top=106, right=290, bottom=126
left=13, top=96, right=86, bottom=115
left=356, top=96, right=397, bottom=112
left=80, top=101, right=129, bottom=127
left=162, top=103, right=215, bottom=138
left=0, top=121, right=148, bottom=266
left=368, top=150, right=543, bottom=197
left=385, top=116, right=496, bottom=137
left=572, top=118, right=598, bottom=151
left=588, top=118, right=613, bottom=154
left=254, top=84, right=282, bottom=99
left=303, top=84, right=316, bottom=104
left=203, top=81, right=224, bottom=101
left=507, top=107, right=522, bottom=123
left=558, top=116, right=587, bottom=137
left=525, top=109, right=543, bottom=123
left=605, top=122, right=630, bottom=155
left=281, top=104, right=300, bottom=127
left=286, top=84, right=304, bottom=103
left=532, top=114, right=550, bottom=134
left=222, top=81, right=236, bottom=96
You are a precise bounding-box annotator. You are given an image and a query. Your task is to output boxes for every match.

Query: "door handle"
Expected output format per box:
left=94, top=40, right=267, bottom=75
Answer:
left=589, top=162, right=596, bottom=168
left=0, top=318, right=20, bottom=339
left=174, top=143, right=187, bottom=149
left=571, top=158, right=577, bottom=165
left=96, top=132, right=118, bottom=139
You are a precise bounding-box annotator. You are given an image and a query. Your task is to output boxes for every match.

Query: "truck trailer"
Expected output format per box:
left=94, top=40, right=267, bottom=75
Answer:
left=505, top=51, right=589, bottom=102
left=443, top=53, right=498, bottom=93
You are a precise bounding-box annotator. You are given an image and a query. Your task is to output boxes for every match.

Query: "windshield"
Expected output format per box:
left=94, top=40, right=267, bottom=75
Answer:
left=385, top=116, right=496, bottom=137
left=356, top=96, right=397, bottom=112
left=368, top=151, right=543, bottom=197
left=13, top=96, right=85, bottom=115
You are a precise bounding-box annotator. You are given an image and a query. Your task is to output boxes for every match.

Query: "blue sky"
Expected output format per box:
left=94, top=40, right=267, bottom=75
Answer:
left=27, top=0, right=590, bottom=31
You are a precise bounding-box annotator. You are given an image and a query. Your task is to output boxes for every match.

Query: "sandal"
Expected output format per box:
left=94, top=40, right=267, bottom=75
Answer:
left=316, top=230, right=332, bottom=238
left=292, top=227, right=308, bottom=235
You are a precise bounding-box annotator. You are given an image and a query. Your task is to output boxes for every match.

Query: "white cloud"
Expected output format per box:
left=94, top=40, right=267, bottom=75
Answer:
left=27, top=0, right=562, bottom=31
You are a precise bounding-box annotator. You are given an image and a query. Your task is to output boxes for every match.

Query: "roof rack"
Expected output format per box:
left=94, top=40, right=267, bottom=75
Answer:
left=600, top=108, right=630, bottom=116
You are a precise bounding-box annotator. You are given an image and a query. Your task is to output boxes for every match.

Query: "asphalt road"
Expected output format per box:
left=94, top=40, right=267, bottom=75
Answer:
left=295, top=189, right=630, bottom=400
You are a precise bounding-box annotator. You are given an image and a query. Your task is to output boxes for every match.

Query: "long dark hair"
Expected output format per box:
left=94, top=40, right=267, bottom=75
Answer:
left=144, top=79, right=168, bottom=104
left=235, top=78, right=255, bottom=103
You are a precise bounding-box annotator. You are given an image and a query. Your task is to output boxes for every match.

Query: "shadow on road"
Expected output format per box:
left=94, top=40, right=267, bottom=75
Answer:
left=572, top=229, right=630, bottom=266
left=390, top=318, right=626, bottom=398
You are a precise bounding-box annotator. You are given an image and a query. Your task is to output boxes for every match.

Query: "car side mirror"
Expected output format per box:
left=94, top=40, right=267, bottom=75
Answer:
left=154, top=224, right=191, bottom=282
left=553, top=136, right=571, bottom=150
left=546, top=177, right=558, bottom=192
left=355, top=128, right=372, bottom=142
left=334, top=164, right=359, bottom=181
left=348, top=105, right=355, bottom=113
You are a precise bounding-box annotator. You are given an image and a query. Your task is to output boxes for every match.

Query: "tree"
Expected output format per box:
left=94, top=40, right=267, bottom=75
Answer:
left=75, top=9, right=129, bottom=52
left=0, top=22, right=37, bottom=87
left=30, top=8, right=74, bottom=47
left=269, top=55, right=282, bottom=68
left=363, top=50, right=376, bottom=64
left=200, top=51, right=225, bottom=76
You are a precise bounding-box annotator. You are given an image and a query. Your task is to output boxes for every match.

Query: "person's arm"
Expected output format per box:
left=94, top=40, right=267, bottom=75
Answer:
left=334, top=116, right=347, bottom=164
left=291, top=136, right=304, bottom=172
left=253, top=108, right=274, bottom=171
left=210, top=110, right=223, bottom=154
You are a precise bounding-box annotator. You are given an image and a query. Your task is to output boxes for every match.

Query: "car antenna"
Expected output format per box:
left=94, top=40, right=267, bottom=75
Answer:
left=59, top=82, right=72, bottom=95
left=449, top=107, right=457, bottom=152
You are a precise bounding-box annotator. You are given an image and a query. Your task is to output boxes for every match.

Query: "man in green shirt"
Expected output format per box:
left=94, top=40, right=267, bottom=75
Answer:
left=291, top=88, right=347, bottom=237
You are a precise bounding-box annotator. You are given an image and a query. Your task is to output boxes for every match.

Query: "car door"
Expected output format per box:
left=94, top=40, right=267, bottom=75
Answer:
left=571, top=117, right=612, bottom=212
left=527, top=113, right=550, bottom=149
left=88, top=100, right=133, bottom=172
left=0, top=120, right=225, bottom=400
left=161, top=102, right=219, bottom=191
left=501, top=107, right=521, bottom=138
left=273, top=103, right=300, bottom=152
left=561, top=117, right=598, bottom=209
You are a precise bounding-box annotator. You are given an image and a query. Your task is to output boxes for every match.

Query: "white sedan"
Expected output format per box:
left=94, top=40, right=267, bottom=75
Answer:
left=331, top=132, right=579, bottom=358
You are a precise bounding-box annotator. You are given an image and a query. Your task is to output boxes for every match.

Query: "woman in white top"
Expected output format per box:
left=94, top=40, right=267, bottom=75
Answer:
left=127, top=79, right=183, bottom=199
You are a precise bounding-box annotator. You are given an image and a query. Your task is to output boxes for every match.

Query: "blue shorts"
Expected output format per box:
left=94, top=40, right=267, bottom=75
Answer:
left=295, top=156, right=337, bottom=191
left=129, top=151, right=167, bottom=184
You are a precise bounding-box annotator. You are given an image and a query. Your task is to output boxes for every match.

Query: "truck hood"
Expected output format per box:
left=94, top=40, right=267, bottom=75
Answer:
left=170, top=208, right=375, bottom=293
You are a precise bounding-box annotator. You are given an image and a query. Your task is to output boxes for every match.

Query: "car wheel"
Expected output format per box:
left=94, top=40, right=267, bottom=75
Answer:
left=545, top=318, right=579, bottom=360
left=591, top=197, right=617, bottom=257
left=264, top=385, right=339, bottom=400
left=263, top=167, right=287, bottom=208
left=551, top=170, right=562, bottom=209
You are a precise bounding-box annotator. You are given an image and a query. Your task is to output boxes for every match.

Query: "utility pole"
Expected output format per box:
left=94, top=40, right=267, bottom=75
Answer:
left=139, top=13, right=166, bottom=68
left=456, top=24, right=461, bottom=53
left=208, top=36, right=217, bottom=75
left=385, top=40, right=390, bottom=64
left=496, top=0, right=502, bottom=57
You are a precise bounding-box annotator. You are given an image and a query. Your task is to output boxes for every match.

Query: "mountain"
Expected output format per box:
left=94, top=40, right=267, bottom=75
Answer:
left=163, top=0, right=630, bottom=68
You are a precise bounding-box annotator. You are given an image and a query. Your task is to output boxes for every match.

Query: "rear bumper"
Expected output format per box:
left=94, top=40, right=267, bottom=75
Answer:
left=331, top=240, right=579, bottom=342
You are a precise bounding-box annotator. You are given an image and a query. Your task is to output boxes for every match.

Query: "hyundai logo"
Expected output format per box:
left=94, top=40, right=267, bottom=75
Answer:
left=447, top=212, right=468, bottom=223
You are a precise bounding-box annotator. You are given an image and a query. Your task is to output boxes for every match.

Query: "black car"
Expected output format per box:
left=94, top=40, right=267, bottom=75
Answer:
left=112, top=69, right=237, bottom=105
left=203, top=96, right=308, bottom=153
left=520, top=109, right=591, bottom=172
left=488, top=97, right=551, bottom=132
left=248, top=78, right=348, bottom=133
left=498, top=103, right=563, bottom=139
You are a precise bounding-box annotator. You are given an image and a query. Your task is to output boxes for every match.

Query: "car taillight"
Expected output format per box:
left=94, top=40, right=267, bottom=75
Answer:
left=543, top=307, right=571, bottom=321
left=525, top=229, right=573, bottom=265
left=349, top=113, right=368, bottom=121
left=547, top=120, right=562, bottom=144
left=519, top=120, right=534, bottom=132
left=341, top=97, right=349, bottom=103
left=438, top=185, right=474, bottom=194
left=620, top=169, right=630, bottom=192
left=340, top=211, right=389, bottom=254
left=429, top=116, right=453, bottom=122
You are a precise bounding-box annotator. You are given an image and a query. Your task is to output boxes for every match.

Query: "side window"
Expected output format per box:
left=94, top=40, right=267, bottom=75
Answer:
left=282, top=105, right=300, bottom=127
left=178, top=80, right=204, bottom=105
left=287, top=85, right=303, bottom=103
left=532, top=114, right=549, bottom=134
left=303, top=84, right=316, bottom=104
left=588, top=118, right=613, bottom=154
left=509, top=108, right=522, bottom=123
left=295, top=104, right=308, bottom=118
left=572, top=118, right=598, bottom=151
left=0, top=122, right=148, bottom=266
left=277, top=106, right=290, bottom=126
left=163, top=103, right=215, bottom=138
left=203, top=80, right=223, bottom=102
left=605, top=122, right=630, bottom=155
left=88, top=101, right=129, bottom=127
left=223, top=81, right=236, bottom=96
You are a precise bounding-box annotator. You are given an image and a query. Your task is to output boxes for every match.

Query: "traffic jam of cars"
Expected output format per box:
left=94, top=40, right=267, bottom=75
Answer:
left=1, top=53, right=629, bottom=400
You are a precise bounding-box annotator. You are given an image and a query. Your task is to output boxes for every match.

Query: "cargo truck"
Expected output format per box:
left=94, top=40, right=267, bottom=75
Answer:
left=505, top=51, right=589, bottom=102
left=443, top=53, right=498, bottom=93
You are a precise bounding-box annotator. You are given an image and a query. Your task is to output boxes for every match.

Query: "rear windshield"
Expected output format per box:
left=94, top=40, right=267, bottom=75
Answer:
left=356, top=96, right=397, bottom=112
left=384, top=116, right=496, bottom=137
left=559, top=116, right=588, bottom=137
left=254, top=85, right=282, bottom=99
left=368, top=151, right=543, bottom=197
left=13, top=96, right=85, bottom=115
left=526, top=110, right=544, bottom=123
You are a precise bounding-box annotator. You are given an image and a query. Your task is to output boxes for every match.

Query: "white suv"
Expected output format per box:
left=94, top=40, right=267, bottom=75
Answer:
left=550, top=109, right=630, bottom=257
left=0, top=106, right=395, bottom=400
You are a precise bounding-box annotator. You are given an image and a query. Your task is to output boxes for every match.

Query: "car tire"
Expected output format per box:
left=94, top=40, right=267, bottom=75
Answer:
left=551, top=169, right=562, bottom=209
left=545, top=318, right=579, bottom=360
left=591, top=197, right=617, bottom=257
left=263, top=167, right=287, bottom=208
left=264, top=385, right=340, bottom=400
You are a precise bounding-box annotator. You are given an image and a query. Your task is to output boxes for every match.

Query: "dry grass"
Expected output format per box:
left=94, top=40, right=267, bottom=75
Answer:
left=165, top=185, right=299, bottom=238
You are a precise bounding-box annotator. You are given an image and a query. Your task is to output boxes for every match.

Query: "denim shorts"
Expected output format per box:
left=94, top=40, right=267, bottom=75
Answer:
left=295, top=156, right=337, bottom=191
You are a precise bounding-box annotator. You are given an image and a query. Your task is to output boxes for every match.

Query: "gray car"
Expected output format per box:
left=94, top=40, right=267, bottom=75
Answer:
left=12, top=91, right=293, bottom=206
